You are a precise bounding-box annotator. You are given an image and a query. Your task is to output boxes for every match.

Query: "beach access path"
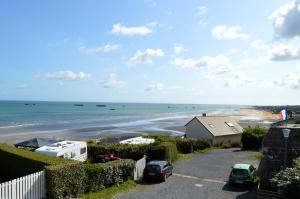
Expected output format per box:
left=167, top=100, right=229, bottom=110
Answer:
left=117, top=148, right=259, bottom=199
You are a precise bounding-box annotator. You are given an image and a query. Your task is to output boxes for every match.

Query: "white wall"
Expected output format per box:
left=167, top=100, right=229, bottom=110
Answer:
left=185, top=118, right=214, bottom=144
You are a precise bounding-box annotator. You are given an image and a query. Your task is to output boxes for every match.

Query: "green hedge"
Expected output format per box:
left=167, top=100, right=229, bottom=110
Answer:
left=0, top=144, right=70, bottom=181
left=175, top=138, right=210, bottom=153
left=147, top=142, right=178, bottom=163
left=88, top=141, right=179, bottom=163
left=241, top=126, right=267, bottom=149
left=271, top=157, right=300, bottom=198
left=45, top=162, right=86, bottom=199
left=46, top=160, right=135, bottom=199
left=84, top=160, right=135, bottom=193
left=88, top=143, right=149, bottom=161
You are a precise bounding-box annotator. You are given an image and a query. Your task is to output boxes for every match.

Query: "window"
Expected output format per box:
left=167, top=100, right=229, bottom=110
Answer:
left=208, top=123, right=215, bottom=128
left=80, top=147, right=87, bottom=155
left=225, top=122, right=235, bottom=127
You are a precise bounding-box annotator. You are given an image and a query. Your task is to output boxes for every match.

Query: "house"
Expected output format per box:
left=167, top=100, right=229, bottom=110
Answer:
left=35, top=140, right=87, bottom=162
left=185, top=114, right=243, bottom=145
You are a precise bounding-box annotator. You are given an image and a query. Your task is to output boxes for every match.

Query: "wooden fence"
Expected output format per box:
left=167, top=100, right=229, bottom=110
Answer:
left=134, top=155, right=146, bottom=180
left=0, top=170, right=46, bottom=199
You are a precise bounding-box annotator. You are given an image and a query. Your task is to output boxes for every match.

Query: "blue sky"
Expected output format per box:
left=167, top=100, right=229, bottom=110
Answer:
left=1, top=0, right=300, bottom=105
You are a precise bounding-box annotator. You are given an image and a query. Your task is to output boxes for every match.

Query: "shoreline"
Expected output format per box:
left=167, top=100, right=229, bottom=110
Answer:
left=0, top=108, right=281, bottom=145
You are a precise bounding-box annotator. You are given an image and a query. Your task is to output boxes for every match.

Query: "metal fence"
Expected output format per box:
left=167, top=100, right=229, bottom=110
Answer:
left=0, top=170, right=46, bottom=199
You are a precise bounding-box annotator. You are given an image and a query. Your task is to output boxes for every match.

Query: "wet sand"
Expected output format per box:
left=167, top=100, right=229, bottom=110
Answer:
left=0, top=108, right=281, bottom=145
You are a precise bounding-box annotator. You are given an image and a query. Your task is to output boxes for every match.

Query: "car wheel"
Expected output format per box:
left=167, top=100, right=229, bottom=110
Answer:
left=162, top=174, right=167, bottom=182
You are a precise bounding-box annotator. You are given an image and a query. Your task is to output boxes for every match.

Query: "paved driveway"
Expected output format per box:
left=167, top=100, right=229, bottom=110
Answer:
left=117, top=148, right=259, bottom=199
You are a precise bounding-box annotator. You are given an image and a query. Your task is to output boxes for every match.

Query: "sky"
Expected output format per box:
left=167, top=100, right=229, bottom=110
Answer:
left=1, top=0, right=300, bottom=105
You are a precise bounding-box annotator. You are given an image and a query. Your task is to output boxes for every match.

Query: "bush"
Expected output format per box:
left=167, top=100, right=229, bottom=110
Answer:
left=88, top=141, right=179, bottom=163
left=0, top=144, right=70, bottom=181
left=45, top=162, right=86, bottom=199
left=84, top=160, right=135, bottom=193
left=241, top=126, right=267, bottom=149
left=147, top=142, right=178, bottom=163
left=175, top=138, right=210, bottom=153
left=88, top=143, right=149, bottom=161
left=271, top=157, right=300, bottom=198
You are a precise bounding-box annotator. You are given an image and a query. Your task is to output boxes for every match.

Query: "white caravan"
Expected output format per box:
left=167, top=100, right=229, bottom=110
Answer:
left=35, top=140, right=87, bottom=162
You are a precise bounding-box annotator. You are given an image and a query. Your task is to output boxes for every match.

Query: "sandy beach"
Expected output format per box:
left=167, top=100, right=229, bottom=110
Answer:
left=0, top=108, right=281, bottom=145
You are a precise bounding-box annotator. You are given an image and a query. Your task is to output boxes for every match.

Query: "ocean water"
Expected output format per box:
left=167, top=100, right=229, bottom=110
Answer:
left=0, top=101, right=248, bottom=140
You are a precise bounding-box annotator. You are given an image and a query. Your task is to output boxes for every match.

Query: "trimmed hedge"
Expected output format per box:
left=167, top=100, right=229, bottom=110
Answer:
left=271, top=157, right=300, bottom=198
left=0, top=144, right=70, bottom=181
left=241, top=126, right=267, bottom=149
left=147, top=142, right=178, bottom=163
left=46, top=160, right=135, bottom=199
left=84, top=160, right=135, bottom=192
left=45, top=162, right=86, bottom=199
left=88, top=143, right=149, bottom=161
left=175, top=138, right=210, bottom=153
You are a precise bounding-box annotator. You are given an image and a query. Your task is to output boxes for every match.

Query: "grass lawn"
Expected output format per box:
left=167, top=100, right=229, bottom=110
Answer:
left=83, top=180, right=137, bottom=199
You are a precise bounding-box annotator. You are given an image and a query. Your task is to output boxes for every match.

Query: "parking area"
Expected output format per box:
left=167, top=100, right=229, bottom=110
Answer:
left=117, top=148, right=259, bottom=199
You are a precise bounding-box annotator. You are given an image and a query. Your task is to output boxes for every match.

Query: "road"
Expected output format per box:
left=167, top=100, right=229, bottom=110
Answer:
left=117, top=148, right=259, bottom=199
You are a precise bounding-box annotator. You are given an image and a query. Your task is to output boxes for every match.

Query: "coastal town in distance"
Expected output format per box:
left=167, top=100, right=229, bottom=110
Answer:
left=1, top=0, right=300, bottom=199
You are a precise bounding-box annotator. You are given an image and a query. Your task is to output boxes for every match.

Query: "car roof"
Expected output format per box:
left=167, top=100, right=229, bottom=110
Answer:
left=147, top=160, right=168, bottom=166
left=233, top=163, right=251, bottom=170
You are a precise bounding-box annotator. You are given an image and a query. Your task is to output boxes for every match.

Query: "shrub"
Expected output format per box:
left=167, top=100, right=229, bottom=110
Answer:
left=84, top=160, right=135, bottom=193
left=0, top=144, right=70, bottom=181
left=271, top=157, right=300, bottom=198
left=241, top=126, right=267, bottom=149
left=147, top=142, right=178, bottom=163
left=175, top=138, right=210, bottom=153
left=45, top=162, right=86, bottom=199
left=88, top=143, right=149, bottom=161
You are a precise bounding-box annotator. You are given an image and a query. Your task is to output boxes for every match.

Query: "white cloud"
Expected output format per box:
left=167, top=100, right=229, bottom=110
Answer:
left=166, top=10, right=173, bottom=16
left=212, top=25, right=248, bottom=40
left=111, top=23, right=155, bottom=36
left=101, top=73, right=127, bottom=88
left=171, top=54, right=232, bottom=71
left=79, top=43, right=119, bottom=54
left=127, top=48, right=164, bottom=66
left=145, top=83, right=164, bottom=91
left=198, top=20, right=208, bottom=27
left=196, top=6, right=207, bottom=15
left=274, top=72, right=300, bottom=89
left=270, top=44, right=300, bottom=61
left=269, top=1, right=300, bottom=38
left=173, top=44, right=187, bottom=54
left=41, top=71, right=91, bottom=80
left=225, top=71, right=255, bottom=87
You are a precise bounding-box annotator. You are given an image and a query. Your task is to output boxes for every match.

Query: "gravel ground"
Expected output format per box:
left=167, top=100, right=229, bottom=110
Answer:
left=117, top=148, right=259, bottom=199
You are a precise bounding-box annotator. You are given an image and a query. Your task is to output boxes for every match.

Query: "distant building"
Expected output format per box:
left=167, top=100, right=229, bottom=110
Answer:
left=119, top=136, right=155, bottom=145
left=258, top=119, right=300, bottom=190
left=35, top=140, right=87, bottom=162
left=185, top=114, right=243, bottom=145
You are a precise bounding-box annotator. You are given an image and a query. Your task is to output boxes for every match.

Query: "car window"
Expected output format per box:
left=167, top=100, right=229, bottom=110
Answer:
left=146, top=165, right=161, bottom=172
left=232, top=169, right=248, bottom=175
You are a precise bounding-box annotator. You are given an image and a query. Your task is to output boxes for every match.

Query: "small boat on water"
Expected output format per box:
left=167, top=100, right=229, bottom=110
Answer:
left=96, top=105, right=106, bottom=107
left=109, top=108, right=116, bottom=111
left=24, top=103, right=36, bottom=106
left=74, top=104, right=84, bottom=107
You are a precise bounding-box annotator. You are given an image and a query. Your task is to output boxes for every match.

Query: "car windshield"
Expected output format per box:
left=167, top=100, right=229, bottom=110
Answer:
left=232, top=169, right=248, bottom=176
left=146, top=165, right=161, bottom=172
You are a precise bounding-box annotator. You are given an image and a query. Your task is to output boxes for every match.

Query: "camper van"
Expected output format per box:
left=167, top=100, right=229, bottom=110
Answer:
left=35, top=140, right=87, bottom=162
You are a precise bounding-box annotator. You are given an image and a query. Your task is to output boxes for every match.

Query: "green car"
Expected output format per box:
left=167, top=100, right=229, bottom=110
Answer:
left=228, top=163, right=257, bottom=185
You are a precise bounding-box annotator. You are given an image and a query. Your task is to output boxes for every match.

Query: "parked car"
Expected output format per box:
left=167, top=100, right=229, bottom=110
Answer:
left=94, top=153, right=123, bottom=163
left=143, top=160, right=173, bottom=182
left=228, top=163, right=257, bottom=186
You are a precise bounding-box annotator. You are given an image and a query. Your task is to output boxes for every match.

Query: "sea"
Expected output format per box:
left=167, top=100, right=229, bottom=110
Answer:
left=0, top=101, right=250, bottom=141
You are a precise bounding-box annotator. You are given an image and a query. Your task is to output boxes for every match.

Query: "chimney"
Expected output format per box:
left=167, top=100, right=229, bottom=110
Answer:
left=202, top=113, right=206, bottom=117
